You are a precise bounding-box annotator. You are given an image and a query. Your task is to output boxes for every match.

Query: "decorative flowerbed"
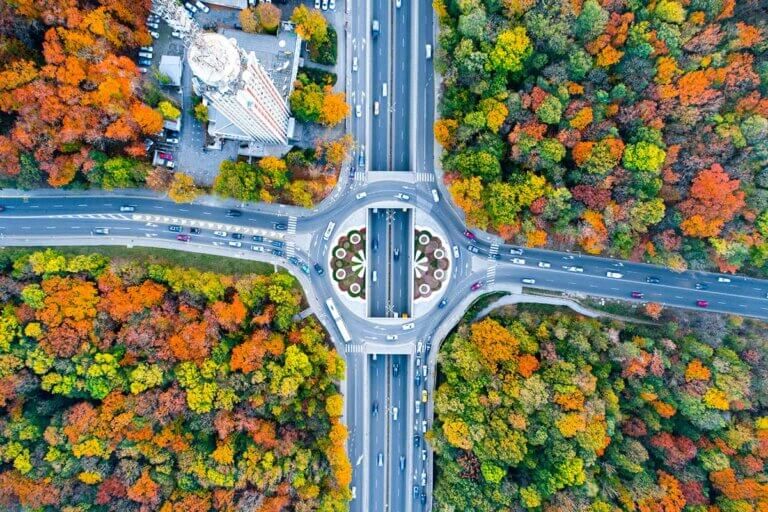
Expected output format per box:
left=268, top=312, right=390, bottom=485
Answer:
left=331, top=227, right=367, bottom=299
left=413, top=229, right=450, bottom=300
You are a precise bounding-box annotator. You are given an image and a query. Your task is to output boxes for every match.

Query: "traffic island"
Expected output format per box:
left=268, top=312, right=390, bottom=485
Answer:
left=331, top=227, right=367, bottom=300
left=413, top=229, right=450, bottom=300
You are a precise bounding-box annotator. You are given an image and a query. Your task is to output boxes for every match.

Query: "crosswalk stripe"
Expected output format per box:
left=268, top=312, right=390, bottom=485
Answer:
left=287, top=216, right=298, bottom=235
left=416, top=172, right=435, bottom=182
left=345, top=343, right=364, bottom=353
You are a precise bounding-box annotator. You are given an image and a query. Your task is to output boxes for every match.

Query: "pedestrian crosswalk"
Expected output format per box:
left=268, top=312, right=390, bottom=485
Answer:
left=287, top=216, right=298, bottom=234
left=486, top=264, right=497, bottom=286
left=345, top=343, right=364, bottom=353
left=286, top=241, right=296, bottom=257
left=416, top=172, right=435, bottom=183
left=488, top=243, right=499, bottom=259
left=352, top=170, right=367, bottom=183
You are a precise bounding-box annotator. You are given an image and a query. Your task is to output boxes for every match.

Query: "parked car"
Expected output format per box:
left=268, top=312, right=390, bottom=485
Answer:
left=184, top=2, right=198, bottom=13
left=145, top=22, right=158, bottom=30
left=176, top=234, right=190, bottom=242
left=314, top=0, right=321, bottom=8
left=471, top=281, right=483, bottom=291
left=171, top=31, right=182, bottom=38
left=137, top=67, right=148, bottom=74
left=166, top=137, right=179, bottom=144
left=329, top=0, right=335, bottom=9
left=158, top=151, right=173, bottom=161
left=150, top=31, right=160, bottom=39
left=138, top=58, right=152, bottom=67
left=138, top=51, right=154, bottom=59
left=195, top=0, right=209, bottom=12
left=168, top=225, right=182, bottom=232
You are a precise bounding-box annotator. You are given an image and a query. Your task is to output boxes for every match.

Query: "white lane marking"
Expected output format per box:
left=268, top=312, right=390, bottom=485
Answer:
left=53, top=205, right=62, bottom=208
left=30, top=205, right=39, bottom=208
left=21, top=226, right=30, bottom=230
left=203, top=212, right=211, bottom=215
left=77, top=204, right=87, bottom=207
left=45, top=226, right=56, bottom=230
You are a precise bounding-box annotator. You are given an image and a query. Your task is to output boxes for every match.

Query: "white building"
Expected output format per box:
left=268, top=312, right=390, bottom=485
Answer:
left=188, top=32, right=294, bottom=145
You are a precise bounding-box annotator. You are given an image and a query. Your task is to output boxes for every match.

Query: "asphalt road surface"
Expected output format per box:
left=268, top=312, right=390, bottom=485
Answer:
left=369, top=208, right=389, bottom=317
left=392, top=0, right=412, bottom=172
left=390, top=207, right=411, bottom=317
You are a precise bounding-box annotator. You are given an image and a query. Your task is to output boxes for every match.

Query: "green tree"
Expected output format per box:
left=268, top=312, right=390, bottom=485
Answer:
left=17, top=153, right=42, bottom=190
left=536, top=95, right=563, bottom=125
left=158, top=100, right=181, bottom=120
left=214, top=160, right=262, bottom=201
left=574, top=0, right=609, bottom=41
left=622, top=141, right=666, bottom=174
left=291, top=5, right=328, bottom=44
left=487, top=27, right=532, bottom=73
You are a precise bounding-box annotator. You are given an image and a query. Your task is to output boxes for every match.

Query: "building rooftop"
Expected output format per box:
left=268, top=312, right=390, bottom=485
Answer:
left=218, top=26, right=301, bottom=100
left=188, top=32, right=242, bottom=89
left=203, top=0, right=247, bottom=8
left=158, top=55, right=183, bottom=87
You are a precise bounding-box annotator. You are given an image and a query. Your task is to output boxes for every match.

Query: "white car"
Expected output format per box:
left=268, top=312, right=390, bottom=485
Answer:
left=431, top=189, right=440, bottom=202
left=171, top=31, right=182, bottom=38
left=141, top=46, right=154, bottom=52
left=195, top=0, right=209, bottom=13
left=393, top=407, right=398, bottom=421
left=510, top=248, right=524, bottom=255
left=395, top=193, right=410, bottom=201
left=415, top=401, right=420, bottom=414
left=521, top=278, right=536, bottom=285
left=166, top=137, right=179, bottom=144
left=184, top=2, right=197, bottom=13
left=511, top=258, right=526, bottom=265
left=321, top=0, right=328, bottom=9
left=213, top=231, right=228, bottom=237
left=314, top=0, right=321, bottom=8
left=425, top=44, right=432, bottom=59
left=402, top=322, right=415, bottom=331
left=228, top=241, right=242, bottom=248
left=606, top=271, right=624, bottom=279
left=355, top=104, right=362, bottom=117
left=137, top=67, right=148, bottom=73
left=386, top=334, right=398, bottom=341
left=452, top=245, right=459, bottom=259
left=352, top=57, right=358, bottom=71
left=149, top=31, right=160, bottom=39
left=251, top=245, right=264, bottom=252
left=355, top=192, right=367, bottom=200
left=146, top=22, right=159, bottom=29
left=396, top=0, right=401, bottom=6
left=717, top=277, right=731, bottom=283
left=538, top=261, right=551, bottom=268
left=564, top=265, right=584, bottom=272
left=329, top=0, right=336, bottom=9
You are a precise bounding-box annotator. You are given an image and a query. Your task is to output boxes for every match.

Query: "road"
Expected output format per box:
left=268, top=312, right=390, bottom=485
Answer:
left=392, top=0, right=411, bottom=172
left=369, top=0, right=390, bottom=171
left=369, top=207, right=389, bottom=317
left=390, top=208, right=411, bottom=317
left=368, top=354, right=387, bottom=512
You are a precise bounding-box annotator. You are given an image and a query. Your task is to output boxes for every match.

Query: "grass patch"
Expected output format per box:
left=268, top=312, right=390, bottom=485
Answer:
left=1, top=246, right=276, bottom=276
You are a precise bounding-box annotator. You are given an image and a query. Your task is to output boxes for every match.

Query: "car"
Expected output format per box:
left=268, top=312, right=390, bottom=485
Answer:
left=373, top=239, right=379, bottom=252
left=138, top=58, right=152, bottom=67
left=314, top=263, right=325, bottom=275
left=251, top=245, right=264, bottom=252
left=302, top=264, right=313, bottom=274
left=372, top=270, right=377, bottom=282
left=271, top=240, right=285, bottom=248
left=189, top=228, right=201, bottom=235
left=171, top=30, right=182, bottom=38
left=372, top=401, right=378, bottom=415
left=426, top=43, right=432, bottom=59
left=490, top=253, right=501, bottom=260
left=271, top=249, right=284, bottom=257
left=402, top=322, right=415, bottom=331
left=355, top=104, right=361, bottom=117
left=511, top=258, right=526, bottom=265
left=422, top=365, right=427, bottom=377
left=119, top=205, right=135, bottom=212
left=562, top=254, right=575, bottom=260
left=422, top=389, right=428, bottom=402
left=386, top=334, right=398, bottom=341
left=393, top=363, right=399, bottom=377
left=466, top=244, right=479, bottom=254
left=355, top=192, right=367, bottom=200
left=231, top=233, right=244, bottom=240
left=415, top=400, right=421, bottom=414
left=425, top=341, right=431, bottom=354
left=394, top=248, right=400, bottom=260
left=463, top=229, right=476, bottom=240
left=176, top=234, right=190, bottom=242
left=213, top=231, right=227, bottom=237
left=422, top=449, right=427, bottom=461
left=538, top=261, right=551, bottom=268
left=417, top=341, right=422, bottom=354
left=225, top=209, right=242, bottom=217
left=228, top=241, right=242, bottom=248
left=606, top=271, right=624, bottom=279
left=521, top=278, right=536, bottom=285
left=431, top=189, right=440, bottom=202
left=184, top=2, right=197, bottom=13
left=438, top=298, right=448, bottom=308
left=164, top=160, right=175, bottom=169
left=564, top=265, right=584, bottom=272
left=358, top=147, right=365, bottom=167
left=421, top=470, right=427, bottom=486
left=168, top=225, right=182, bottom=232
left=400, top=456, right=406, bottom=471
left=646, top=276, right=661, bottom=284
left=696, top=300, right=709, bottom=308
left=166, top=137, right=179, bottom=144
left=415, top=357, right=421, bottom=368
left=158, top=151, right=173, bottom=161
left=138, top=51, right=154, bottom=59
left=396, top=0, right=401, bottom=6
left=351, top=486, right=357, bottom=500
left=150, top=31, right=160, bottom=39
left=452, top=245, right=460, bottom=259
left=510, top=248, right=524, bottom=255
left=695, top=283, right=708, bottom=290
left=717, top=277, right=732, bottom=283
left=314, top=0, right=321, bottom=7
left=414, top=435, right=421, bottom=446
left=252, top=235, right=264, bottom=242
left=352, top=56, right=358, bottom=71
left=393, top=407, right=399, bottom=420
left=382, top=83, right=388, bottom=97
left=288, top=256, right=300, bottom=266
left=141, top=46, right=154, bottom=52
left=372, top=19, right=380, bottom=34
left=414, top=486, right=420, bottom=499
left=631, top=291, right=644, bottom=299
left=329, top=0, right=335, bottom=10
left=421, top=490, right=427, bottom=505
left=273, top=223, right=287, bottom=231
left=194, top=0, right=209, bottom=12
left=92, top=227, right=110, bottom=235
left=145, top=22, right=158, bottom=30
left=395, top=193, right=410, bottom=201
left=422, top=419, right=427, bottom=433
left=471, top=281, right=483, bottom=291
left=377, top=452, right=383, bottom=467
left=137, top=67, right=148, bottom=73
left=321, top=0, right=328, bottom=9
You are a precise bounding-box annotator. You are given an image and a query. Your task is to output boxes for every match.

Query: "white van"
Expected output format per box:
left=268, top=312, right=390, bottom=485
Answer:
left=426, top=44, right=432, bottom=59
left=374, top=101, right=380, bottom=116
left=431, top=189, right=440, bottom=202
left=382, top=83, right=388, bottom=97
left=372, top=270, right=378, bottom=282
left=606, top=271, right=624, bottom=279
left=355, top=191, right=367, bottom=200
left=323, top=221, right=336, bottom=240
left=393, top=407, right=399, bottom=420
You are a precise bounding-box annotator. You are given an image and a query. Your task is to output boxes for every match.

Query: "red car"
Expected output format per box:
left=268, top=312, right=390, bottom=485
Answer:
left=176, top=234, right=190, bottom=242
left=158, top=151, right=173, bottom=161
left=470, top=281, right=484, bottom=291
left=631, top=291, right=644, bottom=299
left=463, top=230, right=476, bottom=240
left=696, top=300, right=709, bottom=308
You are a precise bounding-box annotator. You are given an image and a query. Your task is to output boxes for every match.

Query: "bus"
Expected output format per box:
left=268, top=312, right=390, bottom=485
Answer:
left=326, top=298, right=341, bottom=320
left=323, top=221, right=336, bottom=241
left=325, top=298, right=351, bottom=343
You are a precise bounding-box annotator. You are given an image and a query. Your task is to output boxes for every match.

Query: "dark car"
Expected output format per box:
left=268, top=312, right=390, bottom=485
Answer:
left=466, top=244, right=479, bottom=254
left=415, top=374, right=421, bottom=387
left=463, top=229, right=476, bottom=240
left=176, top=234, right=190, bottom=242
left=273, top=223, right=288, bottom=231
left=0, top=205, right=5, bottom=212
left=372, top=401, right=379, bottom=416
left=271, top=240, right=285, bottom=248
left=414, top=435, right=420, bottom=447
left=373, top=239, right=378, bottom=251
left=425, top=341, right=432, bottom=354
left=471, top=281, right=484, bottom=291
left=231, top=233, right=244, bottom=240
left=438, top=298, right=448, bottom=308
left=252, top=235, right=264, bottom=242
left=168, top=225, right=182, bottom=232
left=288, top=256, right=300, bottom=266
left=271, top=249, right=284, bottom=257
left=646, top=276, right=661, bottom=284
left=695, top=283, right=708, bottom=290
left=138, top=58, right=152, bottom=67
left=490, top=253, right=500, bottom=260
left=190, top=227, right=201, bottom=234
left=413, top=486, right=420, bottom=498
left=421, top=491, right=427, bottom=504
left=696, top=300, right=709, bottom=308
left=314, top=263, right=325, bottom=275
left=393, top=362, right=399, bottom=377
left=631, top=291, right=644, bottom=299
left=225, top=209, right=242, bottom=217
